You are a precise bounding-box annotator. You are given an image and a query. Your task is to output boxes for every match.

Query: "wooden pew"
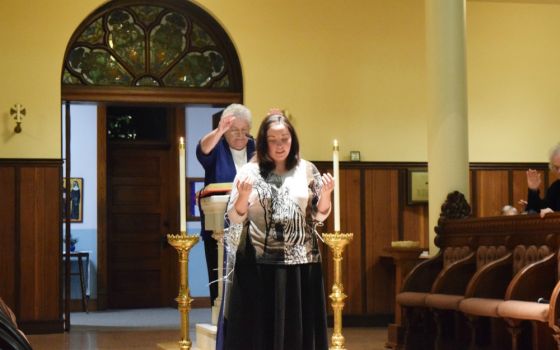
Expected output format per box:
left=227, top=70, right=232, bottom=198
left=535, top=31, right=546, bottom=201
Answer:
left=0, top=297, right=32, bottom=350
left=459, top=244, right=555, bottom=349
left=424, top=244, right=508, bottom=349
left=497, top=250, right=557, bottom=349
left=395, top=213, right=560, bottom=350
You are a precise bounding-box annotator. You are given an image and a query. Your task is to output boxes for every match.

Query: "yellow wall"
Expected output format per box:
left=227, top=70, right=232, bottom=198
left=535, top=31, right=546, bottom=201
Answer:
left=0, top=1, right=101, bottom=158
left=467, top=0, right=560, bottom=162
left=206, top=0, right=428, bottom=162
left=0, top=0, right=428, bottom=161
left=0, top=0, right=559, bottom=162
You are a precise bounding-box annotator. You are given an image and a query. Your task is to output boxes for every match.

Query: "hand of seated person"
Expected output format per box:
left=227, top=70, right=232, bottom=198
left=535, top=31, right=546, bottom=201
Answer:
left=526, top=169, right=541, bottom=191
left=540, top=208, right=553, bottom=218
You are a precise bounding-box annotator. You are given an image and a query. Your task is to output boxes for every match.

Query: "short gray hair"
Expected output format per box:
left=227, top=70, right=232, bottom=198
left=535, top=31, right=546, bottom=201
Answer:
left=221, top=103, right=252, bottom=127
left=549, top=143, right=560, bottom=170
left=501, top=205, right=518, bottom=216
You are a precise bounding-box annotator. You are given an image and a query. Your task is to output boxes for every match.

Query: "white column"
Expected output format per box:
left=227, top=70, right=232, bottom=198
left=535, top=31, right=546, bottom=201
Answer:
left=426, top=0, right=470, bottom=255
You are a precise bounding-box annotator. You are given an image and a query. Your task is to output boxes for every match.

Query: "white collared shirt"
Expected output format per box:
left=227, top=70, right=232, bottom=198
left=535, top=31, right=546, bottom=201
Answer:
left=230, top=147, right=247, bottom=171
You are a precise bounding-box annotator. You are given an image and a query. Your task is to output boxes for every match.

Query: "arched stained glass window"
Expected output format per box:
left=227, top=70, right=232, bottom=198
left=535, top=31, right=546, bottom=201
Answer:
left=62, top=1, right=241, bottom=90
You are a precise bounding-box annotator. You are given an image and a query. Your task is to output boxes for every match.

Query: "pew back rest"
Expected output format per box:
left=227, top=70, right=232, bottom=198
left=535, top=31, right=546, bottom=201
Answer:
left=401, top=245, right=472, bottom=293
left=443, top=246, right=471, bottom=268
left=513, top=244, right=552, bottom=274
left=477, top=245, right=508, bottom=270
left=430, top=245, right=507, bottom=295
left=466, top=244, right=554, bottom=299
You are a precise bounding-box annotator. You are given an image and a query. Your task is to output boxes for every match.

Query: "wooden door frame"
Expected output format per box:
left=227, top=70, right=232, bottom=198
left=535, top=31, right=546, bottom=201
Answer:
left=91, top=91, right=241, bottom=309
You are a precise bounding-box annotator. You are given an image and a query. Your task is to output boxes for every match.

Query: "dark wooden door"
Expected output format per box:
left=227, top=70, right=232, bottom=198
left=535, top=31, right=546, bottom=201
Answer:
left=106, top=106, right=180, bottom=309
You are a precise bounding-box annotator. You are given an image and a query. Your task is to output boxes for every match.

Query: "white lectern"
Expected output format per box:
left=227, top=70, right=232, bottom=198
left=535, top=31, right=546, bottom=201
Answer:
left=200, top=194, right=229, bottom=324
left=194, top=194, right=230, bottom=350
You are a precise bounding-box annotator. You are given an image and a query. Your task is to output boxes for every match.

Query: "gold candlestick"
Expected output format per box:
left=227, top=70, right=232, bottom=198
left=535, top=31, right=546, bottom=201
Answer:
left=322, top=232, right=353, bottom=350
left=167, top=232, right=200, bottom=350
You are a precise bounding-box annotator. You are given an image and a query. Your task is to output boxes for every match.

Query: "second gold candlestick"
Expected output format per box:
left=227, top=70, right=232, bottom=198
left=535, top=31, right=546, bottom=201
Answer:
left=322, top=232, right=353, bottom=350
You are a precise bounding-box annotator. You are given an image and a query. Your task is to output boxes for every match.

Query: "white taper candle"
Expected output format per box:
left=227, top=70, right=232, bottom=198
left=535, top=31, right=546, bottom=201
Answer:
left=333, top=139, right=340, bottom=232
left=179, top=137, right=187, bottom=233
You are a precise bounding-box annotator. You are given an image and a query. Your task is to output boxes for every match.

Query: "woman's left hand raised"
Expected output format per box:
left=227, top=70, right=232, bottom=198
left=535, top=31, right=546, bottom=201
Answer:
left=321, top=173, right=335, bottom=195
left=236, top=176, right=253, bottom=197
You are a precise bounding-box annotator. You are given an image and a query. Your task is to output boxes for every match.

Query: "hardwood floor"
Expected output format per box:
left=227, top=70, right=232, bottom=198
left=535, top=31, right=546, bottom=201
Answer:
left=27, top=326, right=389, bottom=349
left=26, top=308, right=390, bottom=349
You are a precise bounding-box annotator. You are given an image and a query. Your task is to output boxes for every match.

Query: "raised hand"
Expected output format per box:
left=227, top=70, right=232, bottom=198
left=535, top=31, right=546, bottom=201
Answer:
left=316, top=173, right=334, bottom=215
left=236, top=176, right=253, bottom=197
left=321, top=173, right=335, bottom=195
left=267, top=108, right=284, bottom=117
left=526, top=169, right=541, bottom=191
left=218, top=114, right=236, bottom=134
left=233, top=175, right=253, bottom=217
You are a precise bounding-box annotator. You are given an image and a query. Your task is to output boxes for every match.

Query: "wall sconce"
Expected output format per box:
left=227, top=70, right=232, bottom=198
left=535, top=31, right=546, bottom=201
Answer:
left=10, top=104, right=26, bottom=133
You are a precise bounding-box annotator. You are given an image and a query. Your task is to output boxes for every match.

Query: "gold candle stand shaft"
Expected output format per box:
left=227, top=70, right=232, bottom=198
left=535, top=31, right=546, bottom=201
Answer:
left=322, top=232, right=353, bottom=350
left=167, top=233, right=199, bottom=350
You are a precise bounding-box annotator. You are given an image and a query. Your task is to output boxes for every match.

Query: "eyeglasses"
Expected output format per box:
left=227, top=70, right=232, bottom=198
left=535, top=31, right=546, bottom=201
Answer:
left=228, top=128, right=249, bottom=137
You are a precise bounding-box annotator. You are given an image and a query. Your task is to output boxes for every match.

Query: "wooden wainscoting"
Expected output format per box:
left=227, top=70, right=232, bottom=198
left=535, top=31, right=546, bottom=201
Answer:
left=0, top=159, right=63, bottom=334
left=0, top=158, right=550, bottom=332
left=315, top=162, right=428, bottom=326
left=314, top=161, right=549, bottom=326
left=470, top=163, right=552, bottom=217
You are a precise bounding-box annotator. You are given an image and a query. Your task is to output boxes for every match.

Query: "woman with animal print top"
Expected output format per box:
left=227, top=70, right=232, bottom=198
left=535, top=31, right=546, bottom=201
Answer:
left=221, top=112, right=334, bottom=350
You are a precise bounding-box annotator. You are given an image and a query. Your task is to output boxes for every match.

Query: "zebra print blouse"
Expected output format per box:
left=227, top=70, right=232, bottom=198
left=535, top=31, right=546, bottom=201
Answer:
left=227, top=159, right=330, bottom=265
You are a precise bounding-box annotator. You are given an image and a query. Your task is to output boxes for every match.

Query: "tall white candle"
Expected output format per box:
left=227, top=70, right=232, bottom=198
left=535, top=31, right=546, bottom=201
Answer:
left=179, top=137, right=187, bottom=233
left=333, top=139, right=340, bottom=232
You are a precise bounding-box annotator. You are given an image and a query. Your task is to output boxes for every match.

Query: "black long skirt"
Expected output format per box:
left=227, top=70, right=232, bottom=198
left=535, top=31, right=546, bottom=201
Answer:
left=223, top=262, right=328, bottom=350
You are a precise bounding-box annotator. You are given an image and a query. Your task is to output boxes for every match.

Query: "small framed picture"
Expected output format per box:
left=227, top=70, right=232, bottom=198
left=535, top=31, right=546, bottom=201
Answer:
left=407, top=168, right=428, bottom=205
left=187, top=177, right=205, bottom=221
left=64, top=177, right=84, bottom=222
left=350, top=151, right=361, bottom=162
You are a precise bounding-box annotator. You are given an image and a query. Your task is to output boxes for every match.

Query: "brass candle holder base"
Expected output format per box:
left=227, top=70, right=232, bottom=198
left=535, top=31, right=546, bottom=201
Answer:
left=322, top=232, right=354, bottom=350
left=167, top=232, right=200, bottom=350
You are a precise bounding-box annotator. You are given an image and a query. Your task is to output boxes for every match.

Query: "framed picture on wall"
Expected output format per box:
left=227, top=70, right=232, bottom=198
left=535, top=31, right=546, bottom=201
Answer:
left=407, top=168, right=428, bottom=205
left=64, top=177, right=84, bottom=222
left=187, top=177, right=205, bottom=221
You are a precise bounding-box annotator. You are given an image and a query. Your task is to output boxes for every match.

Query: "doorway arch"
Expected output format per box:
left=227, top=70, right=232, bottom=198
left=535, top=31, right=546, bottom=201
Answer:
left=61, top=0, right=243, bottom=317
left=62, top=0, right=243, bottom=102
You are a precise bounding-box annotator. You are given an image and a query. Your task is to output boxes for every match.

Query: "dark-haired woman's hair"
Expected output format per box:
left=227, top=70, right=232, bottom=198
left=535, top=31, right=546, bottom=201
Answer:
left=256, top=114, right=300, bottom=179
left=440, top=191, right=471, bottom=219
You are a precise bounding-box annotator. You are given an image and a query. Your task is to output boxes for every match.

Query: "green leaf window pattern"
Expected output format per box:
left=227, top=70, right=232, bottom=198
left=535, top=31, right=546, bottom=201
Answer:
left=63, top=69, right=82, bottom=85
left=130, top=5, right=164, bottom=26
left=149, top=12, right=187, bottom=75
left=77, top=18, right=104, bottom=45
left=214, top=75, right=230, bottom=88
left=107, top=10, right=145, bottom=75
left=191, top=23, right=216, bottom=48
left=64, top=3, right=236, bottom=89
left=68, top=47, right=132, bottom=85
left=164, top=51, right=225, bottom=87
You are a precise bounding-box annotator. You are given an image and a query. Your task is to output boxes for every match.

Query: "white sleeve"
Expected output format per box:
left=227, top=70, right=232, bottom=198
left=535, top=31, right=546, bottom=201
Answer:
left=226, top=167, right=249, bottom=224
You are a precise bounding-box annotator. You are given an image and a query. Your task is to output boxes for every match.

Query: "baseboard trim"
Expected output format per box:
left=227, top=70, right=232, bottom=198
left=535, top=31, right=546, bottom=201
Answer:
left=19, top=320, right=64, bottom=334
left=191, top=297, right=211, bottom=308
